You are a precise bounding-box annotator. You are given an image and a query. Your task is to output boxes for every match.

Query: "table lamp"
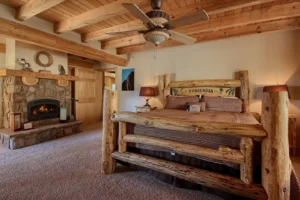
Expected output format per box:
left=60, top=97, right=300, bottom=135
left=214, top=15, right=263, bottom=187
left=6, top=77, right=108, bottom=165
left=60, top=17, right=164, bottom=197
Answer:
left=139, top=87, right=156, bottom=107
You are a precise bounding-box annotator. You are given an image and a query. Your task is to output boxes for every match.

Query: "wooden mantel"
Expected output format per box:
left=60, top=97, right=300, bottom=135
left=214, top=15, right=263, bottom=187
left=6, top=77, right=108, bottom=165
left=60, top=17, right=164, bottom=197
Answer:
left=0, top=69, right=79, bottom=81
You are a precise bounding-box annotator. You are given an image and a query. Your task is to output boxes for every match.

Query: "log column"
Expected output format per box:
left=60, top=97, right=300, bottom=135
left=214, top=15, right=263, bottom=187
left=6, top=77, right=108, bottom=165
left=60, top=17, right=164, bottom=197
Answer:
left=163, top=74, right=171, bottom=100
left=240, top=137, right=253, bottom=184
left=261, top=87, right=290, bottom=200
left=101, top=89, right=118, bottom=174
left=239, top=70, right=250, bottom=113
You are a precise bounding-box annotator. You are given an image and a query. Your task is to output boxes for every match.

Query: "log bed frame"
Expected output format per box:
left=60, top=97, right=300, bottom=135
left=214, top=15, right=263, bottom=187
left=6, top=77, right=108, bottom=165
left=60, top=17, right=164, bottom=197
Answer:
left=101, top=71, right=291, bottom=200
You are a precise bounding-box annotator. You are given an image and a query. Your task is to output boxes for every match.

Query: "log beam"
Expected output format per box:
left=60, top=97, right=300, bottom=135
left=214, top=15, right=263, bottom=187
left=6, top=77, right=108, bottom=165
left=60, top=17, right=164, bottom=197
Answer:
left=240, top=137, right=254, bottom=184
left=112, top=152, right=267, bottom=200
left=118, top=122, right=127, bottom=153
left=16, top=0, right=66, bottom=21
left=101, top=89, right=118, bottom=174
left=68, top=58, right=94, bottom=69
left=83, top=0, right=274, bottom=42
left=124, top=134, right=244, bottom=164
left=0, top=18, right=127, bottom=66
left=261, top=88, right=291, bottom=200
left=55, top=0, right=148, bottom=33
left=111, top=112, right=267, bottom=140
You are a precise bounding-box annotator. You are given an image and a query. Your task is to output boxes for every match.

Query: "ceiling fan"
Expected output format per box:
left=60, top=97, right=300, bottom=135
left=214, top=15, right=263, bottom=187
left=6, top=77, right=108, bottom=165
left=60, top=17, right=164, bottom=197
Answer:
left=107, top=0, right=209, bottom=46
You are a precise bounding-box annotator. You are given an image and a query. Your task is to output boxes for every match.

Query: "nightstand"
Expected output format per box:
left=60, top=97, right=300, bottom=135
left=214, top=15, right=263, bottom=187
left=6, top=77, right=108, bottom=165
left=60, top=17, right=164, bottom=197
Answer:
left=136, top=106, right=157, bottom=113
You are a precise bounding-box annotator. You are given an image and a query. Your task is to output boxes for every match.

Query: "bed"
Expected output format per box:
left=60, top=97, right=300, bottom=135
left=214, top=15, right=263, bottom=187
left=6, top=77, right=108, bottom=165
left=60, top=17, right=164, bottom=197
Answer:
left=101, top=71, right=299, bottom=200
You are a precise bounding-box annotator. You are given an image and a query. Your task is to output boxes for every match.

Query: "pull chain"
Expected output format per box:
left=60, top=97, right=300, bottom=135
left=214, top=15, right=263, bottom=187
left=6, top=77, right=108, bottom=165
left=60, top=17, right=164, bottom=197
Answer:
left=153, top=45, right=158, bottom=59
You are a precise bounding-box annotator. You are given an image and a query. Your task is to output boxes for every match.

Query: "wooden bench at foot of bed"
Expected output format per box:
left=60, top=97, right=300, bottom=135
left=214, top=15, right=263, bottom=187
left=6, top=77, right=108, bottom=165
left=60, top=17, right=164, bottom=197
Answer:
left=101, top=74, right=291, bottom=200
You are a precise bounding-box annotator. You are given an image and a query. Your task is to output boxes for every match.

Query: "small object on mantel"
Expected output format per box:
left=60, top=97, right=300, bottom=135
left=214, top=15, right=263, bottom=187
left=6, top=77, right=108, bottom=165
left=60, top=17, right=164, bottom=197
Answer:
left=60, top=106, right=68, bottom=123
left=23, top=122, right=33, bottom=130
left=136, top=106, right=157, bottom=113
left=58, top=64, right=66, bottom=75
left=10, top=112, right=22, bottom=132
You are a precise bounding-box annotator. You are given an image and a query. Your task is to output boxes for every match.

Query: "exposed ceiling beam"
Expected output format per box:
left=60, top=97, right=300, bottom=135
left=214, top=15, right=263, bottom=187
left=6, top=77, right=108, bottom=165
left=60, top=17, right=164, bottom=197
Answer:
left=68, top=58, right=94, bottom=69
left=117, top=17, right=300, bottom=55
left=102, top=34, right=145, bottom=50
left=54, top=0, right=148, bottom=33
left=16, top=0, right=66, bottom=21
left=0, top=43, right=5, bottom=53
left=82, top=0, right=274, bottom=42
left=0, top=18, right=127, bottom=66
left=112, top=2, right=300, bottom=51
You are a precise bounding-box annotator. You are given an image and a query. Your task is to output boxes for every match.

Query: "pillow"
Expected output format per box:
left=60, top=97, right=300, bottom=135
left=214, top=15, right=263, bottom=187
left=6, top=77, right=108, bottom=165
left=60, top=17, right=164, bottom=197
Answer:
left=165, top=95, right=199, bottom=110
left=201, top=96, right=243, bottom=113
left=186, top=102, right=206, bottom=112
left=187, top=104, right=201, bottom=112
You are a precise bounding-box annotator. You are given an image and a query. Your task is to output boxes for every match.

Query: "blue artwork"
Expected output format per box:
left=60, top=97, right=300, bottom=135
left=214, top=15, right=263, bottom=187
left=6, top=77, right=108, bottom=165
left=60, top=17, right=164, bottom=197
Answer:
left=122, top=68, right=134, bottom=91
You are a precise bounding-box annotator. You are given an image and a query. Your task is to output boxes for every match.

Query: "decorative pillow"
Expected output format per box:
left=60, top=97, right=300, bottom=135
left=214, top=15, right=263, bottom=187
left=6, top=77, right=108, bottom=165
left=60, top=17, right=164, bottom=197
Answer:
left=165, top=95, right=199, bottom=110
left=187, top=104, right=201, bottom=112
left=186, top=102, right=206, bottom=111
left=201, top=96, right=243, bottom=113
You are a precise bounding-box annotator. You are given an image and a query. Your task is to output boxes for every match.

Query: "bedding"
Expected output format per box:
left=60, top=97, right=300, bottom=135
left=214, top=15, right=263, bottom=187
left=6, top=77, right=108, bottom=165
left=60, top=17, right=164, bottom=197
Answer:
left=186, top=102, right=206, bottom=111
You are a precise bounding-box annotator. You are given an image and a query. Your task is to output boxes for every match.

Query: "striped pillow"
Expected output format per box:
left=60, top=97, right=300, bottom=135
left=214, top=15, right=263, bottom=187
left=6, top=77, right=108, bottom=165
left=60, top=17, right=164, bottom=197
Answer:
left=201, top=96, right=243, bottom=113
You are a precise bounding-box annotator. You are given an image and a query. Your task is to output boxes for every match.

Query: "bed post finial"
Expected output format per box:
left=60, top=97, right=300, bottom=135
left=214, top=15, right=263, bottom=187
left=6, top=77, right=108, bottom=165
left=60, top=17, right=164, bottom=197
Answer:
left=101, top=89, right=118, bottom=174
left=261, top=87, right=291, bottom=200
left=239, top=70, right=250, bottom=113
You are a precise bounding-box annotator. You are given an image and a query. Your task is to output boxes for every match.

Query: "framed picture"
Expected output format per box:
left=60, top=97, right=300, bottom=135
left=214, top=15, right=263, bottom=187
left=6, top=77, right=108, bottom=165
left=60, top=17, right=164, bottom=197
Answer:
left=122, top=68, right=134, bottom=91
left=10, top=112, right=22, bottom=132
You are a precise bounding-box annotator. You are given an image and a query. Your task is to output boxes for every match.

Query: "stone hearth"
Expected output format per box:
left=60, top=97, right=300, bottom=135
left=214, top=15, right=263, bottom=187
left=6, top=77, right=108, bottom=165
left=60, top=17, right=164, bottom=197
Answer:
left=2, top=77, right=71, bottom=129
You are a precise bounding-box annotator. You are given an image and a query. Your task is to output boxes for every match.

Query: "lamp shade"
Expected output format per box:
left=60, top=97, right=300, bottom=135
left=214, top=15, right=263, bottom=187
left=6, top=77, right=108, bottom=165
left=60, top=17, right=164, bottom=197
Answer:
left=139, top=87, right=156, bottom=97
left=263, top=85, right=291, bottom=99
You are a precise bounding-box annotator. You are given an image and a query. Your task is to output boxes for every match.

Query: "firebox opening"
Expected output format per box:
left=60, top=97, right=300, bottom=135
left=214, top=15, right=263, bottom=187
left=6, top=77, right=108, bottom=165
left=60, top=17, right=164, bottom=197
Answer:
left=27, top=99, right=60, bottom=121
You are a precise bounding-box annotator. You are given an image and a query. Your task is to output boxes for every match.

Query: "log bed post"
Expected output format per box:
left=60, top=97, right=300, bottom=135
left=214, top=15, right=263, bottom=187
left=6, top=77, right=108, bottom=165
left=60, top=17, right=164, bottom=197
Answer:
left=163, top=74, right=171, bottom=99
left=261, top=87, right=291, bottom=200
left=101, top=89, right=118, bottom=174
left=118, top=122, right=127, bottom=153
left=240, top=137, right=253, bottom=184
left=239, top=70, right=250, bottom=113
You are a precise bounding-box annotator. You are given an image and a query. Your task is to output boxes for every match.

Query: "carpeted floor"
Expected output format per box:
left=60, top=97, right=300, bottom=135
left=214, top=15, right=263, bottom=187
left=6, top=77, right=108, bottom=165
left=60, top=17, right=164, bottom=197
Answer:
left=0, top=123, right=222, bottom=200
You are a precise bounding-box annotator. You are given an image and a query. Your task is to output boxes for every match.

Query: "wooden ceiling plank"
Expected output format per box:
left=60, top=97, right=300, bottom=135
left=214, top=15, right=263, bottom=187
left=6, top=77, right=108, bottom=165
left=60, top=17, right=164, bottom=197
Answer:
left=54, top=0, right=149, bottom=33
left=117, top=17, right=300, bottom=54
left=0, top=18, right=127, bottom=66
left=16, top=0, right=67, bottom=21
left=102, top=34, right=146, bottom=49
left=166, top=0, right=180, bottom=9
left=83, top=0, right=274, bottom=42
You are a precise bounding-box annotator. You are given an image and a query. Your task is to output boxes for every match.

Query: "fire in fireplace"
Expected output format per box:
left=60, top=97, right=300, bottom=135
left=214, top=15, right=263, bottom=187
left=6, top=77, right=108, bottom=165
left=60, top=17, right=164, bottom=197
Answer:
left=27, top=99, right=60, bottom=121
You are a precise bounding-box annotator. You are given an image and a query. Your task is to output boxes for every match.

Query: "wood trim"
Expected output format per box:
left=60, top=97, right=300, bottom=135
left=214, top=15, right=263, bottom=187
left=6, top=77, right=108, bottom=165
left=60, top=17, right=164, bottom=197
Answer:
left=169, top=79, right=241, bottom=88
left=117, top=17, right=300, bottom=55
left=111, top=112, right=267, bottom=141
left=112, top=152, right=267, bottom=200
left=0, top=69, right=79, bottom=81
left=261, top=90, right=290, bottom=200
left=68, top=58, right=94, bottom=69
left=77, top=97, right=96, bottom=103
left=54, top=0, right=148, bottom=33
left=240, top=137, right=254, bottom=184
left=0, top=43, right=6, bottom=53
left=124, top=134, right=244, bottom=164
left=83, top=0, right=273, bottom=42
left=0, top=18, right=127, bottom=66
left=16, top=0, right=66, bottom=21
left=118, top=122, right=127, bottom=153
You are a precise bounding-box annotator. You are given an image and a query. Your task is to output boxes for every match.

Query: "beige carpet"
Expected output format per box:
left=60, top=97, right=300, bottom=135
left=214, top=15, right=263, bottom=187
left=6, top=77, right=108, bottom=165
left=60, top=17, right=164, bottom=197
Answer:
left=0, top=123, right=221, bottom=200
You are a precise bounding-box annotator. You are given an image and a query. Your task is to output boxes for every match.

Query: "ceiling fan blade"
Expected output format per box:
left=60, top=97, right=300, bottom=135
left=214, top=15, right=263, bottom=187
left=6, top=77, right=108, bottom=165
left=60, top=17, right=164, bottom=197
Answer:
left=123, top=3, right=156, bottom=28
left=106, top=30, right=144, bottom=36
left=169, top=10, right=209, bottom=29
left=169, top=30, right=196, bottom=45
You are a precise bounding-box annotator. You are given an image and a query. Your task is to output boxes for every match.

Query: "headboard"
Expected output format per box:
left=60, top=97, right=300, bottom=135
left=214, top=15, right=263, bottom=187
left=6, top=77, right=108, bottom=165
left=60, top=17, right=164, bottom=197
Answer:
left=163, top=71, right=250, bottom=113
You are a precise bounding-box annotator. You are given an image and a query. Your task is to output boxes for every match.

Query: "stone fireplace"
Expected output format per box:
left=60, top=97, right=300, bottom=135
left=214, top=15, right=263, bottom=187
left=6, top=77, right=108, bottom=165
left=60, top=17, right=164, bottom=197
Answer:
left=2, top=76, right=71, bottom=129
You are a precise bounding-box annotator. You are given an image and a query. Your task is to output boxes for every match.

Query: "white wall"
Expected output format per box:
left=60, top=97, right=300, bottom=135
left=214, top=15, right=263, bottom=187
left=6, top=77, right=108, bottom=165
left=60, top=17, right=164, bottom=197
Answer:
left=116, top=30, right=300, bottom=144
left=15, top=42, right=68, bottom=74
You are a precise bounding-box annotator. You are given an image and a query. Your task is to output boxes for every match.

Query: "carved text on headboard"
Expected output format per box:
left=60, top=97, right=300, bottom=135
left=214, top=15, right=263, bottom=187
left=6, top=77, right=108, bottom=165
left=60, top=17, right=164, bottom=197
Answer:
left=172, top=87, right=235, bottom=97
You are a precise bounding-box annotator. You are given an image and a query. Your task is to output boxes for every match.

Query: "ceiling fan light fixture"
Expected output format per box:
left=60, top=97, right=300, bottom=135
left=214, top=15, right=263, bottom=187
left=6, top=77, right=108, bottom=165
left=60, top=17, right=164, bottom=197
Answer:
left=144, top=30, right=169, bottom=46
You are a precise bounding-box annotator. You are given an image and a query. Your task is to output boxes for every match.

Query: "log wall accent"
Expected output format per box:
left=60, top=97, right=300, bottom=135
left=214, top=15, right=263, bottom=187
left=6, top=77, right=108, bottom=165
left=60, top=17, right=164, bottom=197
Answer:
left=111, top=112, right=267, bottom=141
left=101, top=89, right=118, bottom=174
left=240, top=137, right=254, bottom=184
left=239, top=71, right=250, bottom=113
left=112, top=152, right=267, bottom=200
left=124, top=134, right=244, bottom=164
left=261, top=90, right=291, bottom=200
left=169, top=79, right=241, bottom=88
left=118, top=122, right=127, bottom=153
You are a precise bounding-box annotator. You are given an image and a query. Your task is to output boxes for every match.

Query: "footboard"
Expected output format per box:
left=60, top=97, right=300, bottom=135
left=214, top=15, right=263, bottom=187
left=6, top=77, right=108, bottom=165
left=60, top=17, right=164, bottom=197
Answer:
left=101, top=87, right=291, bottom=200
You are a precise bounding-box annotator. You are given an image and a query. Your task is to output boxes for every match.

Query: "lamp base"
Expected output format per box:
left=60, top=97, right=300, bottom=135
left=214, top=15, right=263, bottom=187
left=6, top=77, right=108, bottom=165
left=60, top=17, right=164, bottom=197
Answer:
left=144, top=99, right=151, bottom=107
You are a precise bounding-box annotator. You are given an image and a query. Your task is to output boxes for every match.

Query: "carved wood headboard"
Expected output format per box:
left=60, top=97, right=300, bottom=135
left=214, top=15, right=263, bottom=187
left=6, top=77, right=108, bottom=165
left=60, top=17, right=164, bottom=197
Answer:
left=163, top=71, right=250, bottom=113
